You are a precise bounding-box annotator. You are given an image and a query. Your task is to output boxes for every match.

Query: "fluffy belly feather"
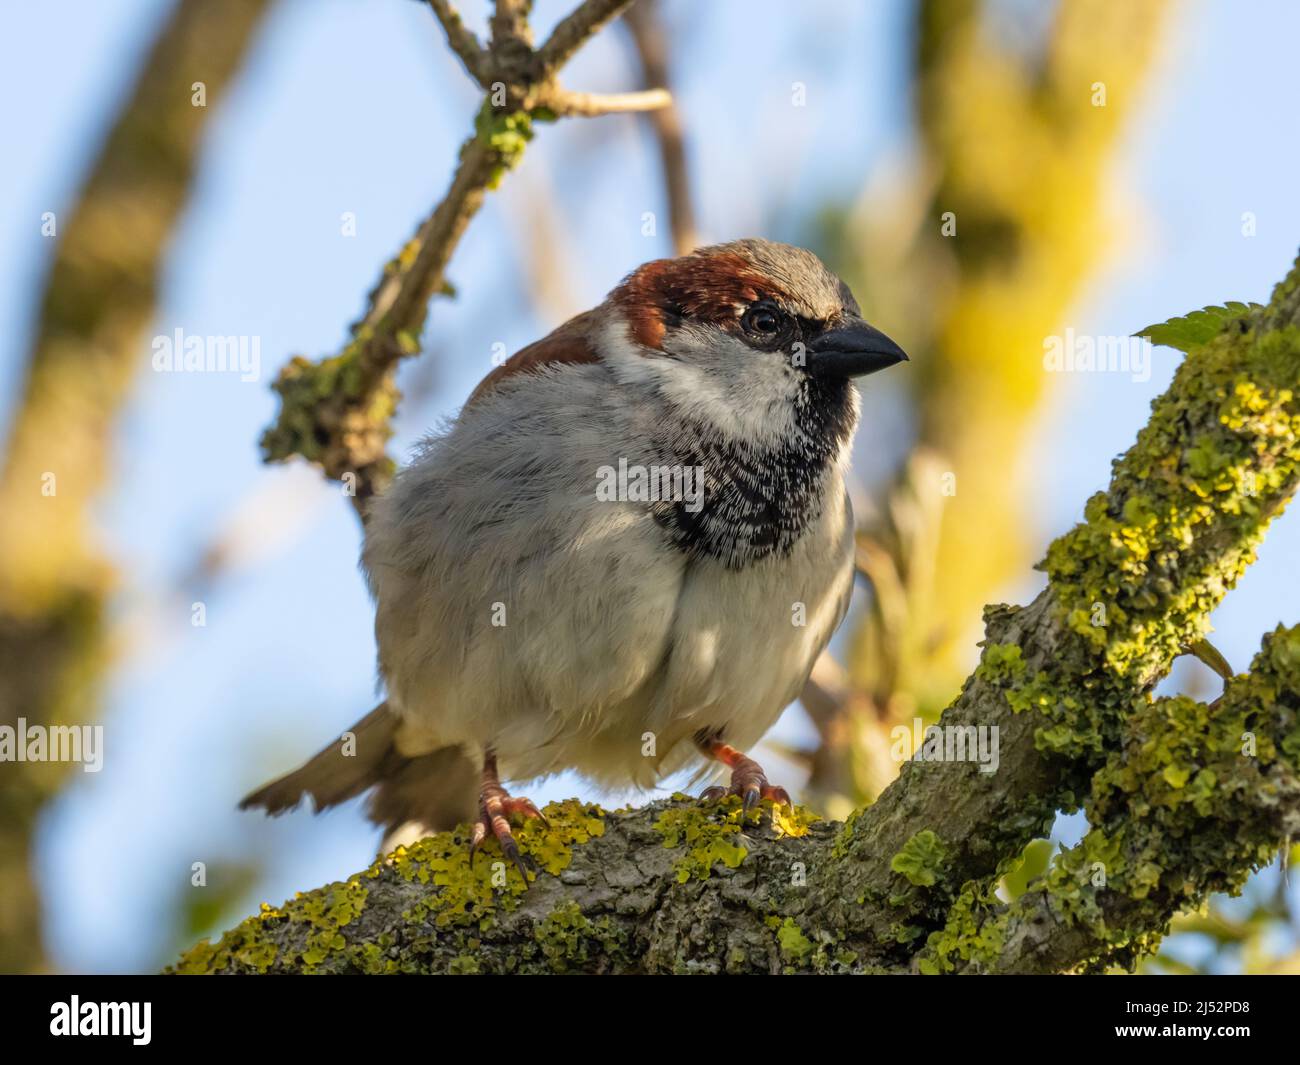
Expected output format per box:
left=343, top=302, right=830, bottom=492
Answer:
left=501, top=483, right=855, bottom=789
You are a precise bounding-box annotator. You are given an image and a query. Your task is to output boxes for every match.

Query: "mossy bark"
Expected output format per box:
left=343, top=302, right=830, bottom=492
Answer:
left=179, top=249, right=1300, bottom=974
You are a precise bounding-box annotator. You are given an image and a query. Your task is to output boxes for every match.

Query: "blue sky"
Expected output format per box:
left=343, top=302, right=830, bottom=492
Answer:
left=2, top=0, right=1298, bottom=972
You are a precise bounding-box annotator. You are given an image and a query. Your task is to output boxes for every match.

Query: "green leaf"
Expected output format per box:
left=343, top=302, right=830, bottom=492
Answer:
left=1137, top=302, right=1260, bottom=353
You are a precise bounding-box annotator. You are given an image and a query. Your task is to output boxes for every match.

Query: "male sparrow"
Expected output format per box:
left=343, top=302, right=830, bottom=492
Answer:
left=242, top=239, right=907, bottom=875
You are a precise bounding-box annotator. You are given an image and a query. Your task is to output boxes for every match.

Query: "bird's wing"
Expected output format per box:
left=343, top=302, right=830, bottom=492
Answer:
left=363, top=362, right=688, bottom=779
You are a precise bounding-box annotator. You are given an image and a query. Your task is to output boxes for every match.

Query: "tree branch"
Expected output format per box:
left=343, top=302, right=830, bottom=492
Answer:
left=426, top=0, right=490, bottom=84
left=625, top=0, right=699, bottom=254
left=187, top=250, right=1300, bottom=973
left=490, top=0, right=533, bottom=56
left=941, top=623, right=1300, bottom=974
left=542, top=87, right=671, bottom=116
left=261, top=0, right=649, bottom=515
left=537, top=0, right=631, bottom=73
left=175, top=618, right=1300, bottom=974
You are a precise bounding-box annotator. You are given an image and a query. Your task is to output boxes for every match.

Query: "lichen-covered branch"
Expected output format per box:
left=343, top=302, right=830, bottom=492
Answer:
left=810, top=255, right=1300, bottom=960
left=932, top=624, right=1300, bottom=974
left=261, top=0, right=667, bottom=514
left=174, top=798, right=847, bottom=975
left=182, top=250, right=1300, bottom=974
left=176, top=620, right=1300, bottom=974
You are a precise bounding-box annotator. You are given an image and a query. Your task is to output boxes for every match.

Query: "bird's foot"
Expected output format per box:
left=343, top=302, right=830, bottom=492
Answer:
left=469, top=763, right=547, bottom=882
left=699, top=748, right=791, bottom=816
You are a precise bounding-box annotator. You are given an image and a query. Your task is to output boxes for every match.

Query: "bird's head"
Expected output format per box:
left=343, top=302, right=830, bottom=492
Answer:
left=601, top=238, right=908, bottom=446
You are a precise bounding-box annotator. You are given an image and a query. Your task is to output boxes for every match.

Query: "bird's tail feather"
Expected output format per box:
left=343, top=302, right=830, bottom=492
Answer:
left=239, top=703, right=477, bottom=836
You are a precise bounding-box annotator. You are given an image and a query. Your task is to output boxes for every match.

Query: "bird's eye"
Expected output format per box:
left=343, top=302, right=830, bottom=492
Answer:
left=742, top=302, right=784, bottom=337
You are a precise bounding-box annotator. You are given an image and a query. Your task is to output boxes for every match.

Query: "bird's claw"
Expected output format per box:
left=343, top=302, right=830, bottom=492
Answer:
left=469, top=788, right=545, bottom=883
left=699, top=756, right=791, bottom=818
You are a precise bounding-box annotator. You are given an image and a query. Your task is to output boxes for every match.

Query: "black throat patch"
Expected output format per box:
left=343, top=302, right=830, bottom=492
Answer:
left=650, top=376, right=856, bottom=569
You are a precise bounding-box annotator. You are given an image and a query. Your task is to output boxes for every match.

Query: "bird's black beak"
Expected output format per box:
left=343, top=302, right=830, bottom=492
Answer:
left=807, top=318, right=909, bottom=378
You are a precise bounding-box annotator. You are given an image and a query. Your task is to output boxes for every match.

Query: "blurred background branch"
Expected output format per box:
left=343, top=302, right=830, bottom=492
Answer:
left=802, top=0, right=1172, bottom=817
left=625, top=0, right=699, bottom=255
left=0, top=0, right=273, bottom=974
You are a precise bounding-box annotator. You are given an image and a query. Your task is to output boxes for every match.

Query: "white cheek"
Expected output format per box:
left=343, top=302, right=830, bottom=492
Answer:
left=597, top=316, right=799, bottom=443
left=595, top=316, right=663, bottom=386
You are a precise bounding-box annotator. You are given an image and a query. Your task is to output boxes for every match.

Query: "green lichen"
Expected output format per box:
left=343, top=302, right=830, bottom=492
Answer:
left=991, top=279, right=1300, bottom=816
left=975, top=639, right=1105, bottom=760
left=474, top=104, right=539, bottom=189
left=171, top=902, right=283, bottom=975
left=519, top=798, right=607, bottom=875
left=905, top=286, right=1300, bottom=965
left=446, top=953, right=480, bottom=975
left=653, top=798, right=749, bottom=881
left=974, top=642, right=1026, bottom=684
left=534, top=901, right=594, bottom=973
left=918, top=879, right=1006, bottom=974
left=171, top=875, right=369, bottom=976
left=891, top=829, right=949, bottom=888
left=172, top=799, right=605, bottom=974
left=920, top=623, right=1300, bottom=973
left=651, top=793, right=814, bottom=883
left=830, top=807, right=863, bottom=860
left=1042, top=317, right=1300, bottom=685
left=775, top=917, right=814, bottom=964
left=260, top=333, right=400, bottom=476
left=298, top=879, right=369, bottom=969
left=763, top=914, right=848, bottom=973
left=770, top=802, right=820, bottom=838
left=531, top=902, right=629, bottom=974
left=394, top=797, right=605, bottom=931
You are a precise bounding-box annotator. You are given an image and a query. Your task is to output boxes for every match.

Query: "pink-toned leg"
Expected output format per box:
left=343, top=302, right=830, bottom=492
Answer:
left=697, top=740, right=791, bottom=813
left=469, top=751, right=547, bottom=880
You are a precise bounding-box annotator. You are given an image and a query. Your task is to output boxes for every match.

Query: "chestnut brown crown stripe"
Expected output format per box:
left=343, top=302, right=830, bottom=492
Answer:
left=614, top=252, right=791, bottom=349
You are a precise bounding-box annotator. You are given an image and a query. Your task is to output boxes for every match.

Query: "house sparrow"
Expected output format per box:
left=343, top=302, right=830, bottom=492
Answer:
left=242, top=239, right=907, bottom=875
